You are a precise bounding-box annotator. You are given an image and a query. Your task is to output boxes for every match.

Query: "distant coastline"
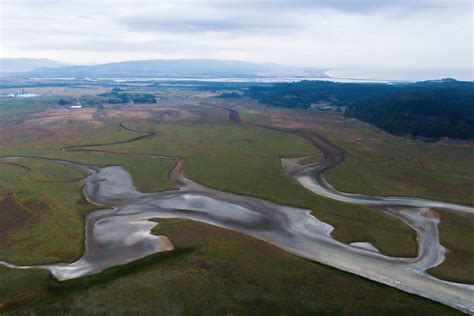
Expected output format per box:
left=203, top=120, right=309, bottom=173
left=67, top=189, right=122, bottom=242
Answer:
left=325, top=68, right=473, bottom=82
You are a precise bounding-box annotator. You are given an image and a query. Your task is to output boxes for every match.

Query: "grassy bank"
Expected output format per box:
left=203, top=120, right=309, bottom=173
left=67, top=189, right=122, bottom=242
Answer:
left=428, top=209, right=474, bottom=284
left=0, top=219, right=459, bottom=315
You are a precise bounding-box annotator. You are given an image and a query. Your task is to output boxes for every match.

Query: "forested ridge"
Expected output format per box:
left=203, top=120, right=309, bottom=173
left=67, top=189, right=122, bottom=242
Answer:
left=245, top=79, right=474, bottom=140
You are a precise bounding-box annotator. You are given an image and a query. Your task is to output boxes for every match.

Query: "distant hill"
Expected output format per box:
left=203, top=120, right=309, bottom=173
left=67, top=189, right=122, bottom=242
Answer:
left=0, top=58, right=65, bottom=75
left=11, top=59, right=325, bottom=79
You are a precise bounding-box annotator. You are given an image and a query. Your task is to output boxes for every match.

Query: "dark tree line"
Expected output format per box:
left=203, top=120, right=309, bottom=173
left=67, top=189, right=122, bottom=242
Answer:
left=216, top=91, right=243, bottom=99
left=98, top=92, right=157, bottom=103
left=245, top=79, right=474, bottom=140
left=57, top=90, right=157, bottom=108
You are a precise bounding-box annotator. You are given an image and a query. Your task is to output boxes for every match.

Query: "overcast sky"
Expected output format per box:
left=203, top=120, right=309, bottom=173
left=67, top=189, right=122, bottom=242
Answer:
left=1, top=0, right=472, bottom=69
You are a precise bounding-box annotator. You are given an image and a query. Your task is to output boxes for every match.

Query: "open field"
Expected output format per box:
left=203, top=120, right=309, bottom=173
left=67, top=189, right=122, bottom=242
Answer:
left=0, top=86, right=472, bottom=313
left=253, top=106, right=474, bottom=206
left=230, top=101, right=474, bottom=284
left=88, top=120, right=418, bottom=258
left=428, top=209, right=474, bottom=284
left=0, top=219, right=458, bottom=315
left=0, top=159, right=91, bottom=265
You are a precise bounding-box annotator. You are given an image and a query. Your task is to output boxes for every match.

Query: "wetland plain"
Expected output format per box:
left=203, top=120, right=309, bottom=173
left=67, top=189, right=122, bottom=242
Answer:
left=0, top=84, right=472, bottom=314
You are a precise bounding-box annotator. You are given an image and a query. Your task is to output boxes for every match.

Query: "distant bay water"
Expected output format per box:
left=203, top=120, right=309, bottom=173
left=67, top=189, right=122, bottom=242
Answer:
left=325, top=68, right=473, bottom=82
left=26, top=68, right=473, bottom=84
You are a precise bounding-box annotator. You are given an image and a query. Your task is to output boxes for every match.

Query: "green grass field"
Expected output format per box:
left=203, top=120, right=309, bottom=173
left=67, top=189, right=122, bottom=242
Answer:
left=236, top=104, right=474, bottom=284
left=0, top=89, right=471, bottom=313
left=428, top=209, right=474, bottom=284
left=0, top=159, right=91, bottom=265
left=0, top=219, right=459, bottom=315
left=90, top=120, right=418, bottom=258
left=300, top=112, right=474, bottom=284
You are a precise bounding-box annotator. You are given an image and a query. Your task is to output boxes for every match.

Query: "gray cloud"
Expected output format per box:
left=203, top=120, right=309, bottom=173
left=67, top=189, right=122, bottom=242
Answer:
left=116, top=0, right=471, bottom=35
left=121, top=14, right=298, bottom=34
left=181, top=0, right=468, bottom=14
left=1, top=0, right=472, bottom=70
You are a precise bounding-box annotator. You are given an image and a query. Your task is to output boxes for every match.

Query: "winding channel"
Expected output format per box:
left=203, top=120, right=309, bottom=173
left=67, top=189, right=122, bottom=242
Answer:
left=0, top=108, right=473, bottom=313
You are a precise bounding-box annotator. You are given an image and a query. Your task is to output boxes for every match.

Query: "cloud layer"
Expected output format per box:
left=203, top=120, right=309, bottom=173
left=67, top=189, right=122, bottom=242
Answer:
left=1, top=0, right=472, bottom=69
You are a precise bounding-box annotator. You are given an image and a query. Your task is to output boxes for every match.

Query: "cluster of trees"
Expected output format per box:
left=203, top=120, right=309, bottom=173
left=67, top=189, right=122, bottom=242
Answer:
left=245, top=79, right=474, bottom=140
left=346, top=94, right=474, bottom=140
left=57, top=89, right=157, bottom=108
left=216, top=91, right=243, bottom=98
left=58, top=98, right=72, bottom=106
left=98, top=91, right=157, bottom=104
left=58, top=96, right=100, bottom=107
left=245, top=80, right=392, bottom=108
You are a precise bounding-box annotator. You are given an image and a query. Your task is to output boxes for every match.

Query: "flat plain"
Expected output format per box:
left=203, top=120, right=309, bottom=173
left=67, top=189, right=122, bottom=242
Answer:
left=0, top=85, right=472, bottom=314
